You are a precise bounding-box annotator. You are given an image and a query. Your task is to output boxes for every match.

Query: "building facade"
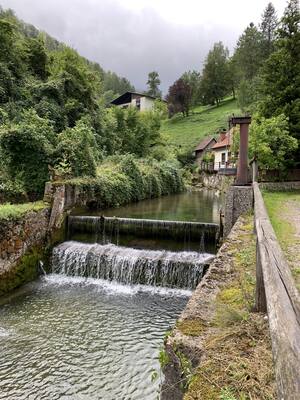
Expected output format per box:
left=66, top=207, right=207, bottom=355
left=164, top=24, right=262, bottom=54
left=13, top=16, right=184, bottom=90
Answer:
left=110, top=92, right=158, bottom=111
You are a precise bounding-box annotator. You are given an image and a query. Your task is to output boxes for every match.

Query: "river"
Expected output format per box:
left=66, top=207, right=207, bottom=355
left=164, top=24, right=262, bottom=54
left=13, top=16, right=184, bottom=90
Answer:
left=0, top=190, right=221, bottom=399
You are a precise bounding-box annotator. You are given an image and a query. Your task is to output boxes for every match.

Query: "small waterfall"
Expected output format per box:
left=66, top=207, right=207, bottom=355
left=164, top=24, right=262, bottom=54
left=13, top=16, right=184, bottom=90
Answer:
left=52, top=241, right=214, bottom=290
left=67, top=216, right=219, bottom=247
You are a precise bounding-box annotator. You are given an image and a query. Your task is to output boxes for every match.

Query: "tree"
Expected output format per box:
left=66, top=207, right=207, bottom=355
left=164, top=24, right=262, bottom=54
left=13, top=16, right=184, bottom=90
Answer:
left=146, top=71, right=161, bottom=98
left=249, top=114, right=298, bottom=170
left=200, top=42, right=230, bottom=106
left=258, top=0, right=300, bottom=164
left=260, top=2, right=278, bottom=57
left=233, top=23, right=264, bottom=81
left=181, top=70, right=201, bottom=107
left=166, top=78, right=192, bottom=117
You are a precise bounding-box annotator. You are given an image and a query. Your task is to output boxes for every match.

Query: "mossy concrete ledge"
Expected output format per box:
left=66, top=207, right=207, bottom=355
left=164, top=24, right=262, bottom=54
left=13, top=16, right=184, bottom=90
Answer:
left=0, top=208, right=51, bottom=296
left=161, top=215, right=275, bottom=400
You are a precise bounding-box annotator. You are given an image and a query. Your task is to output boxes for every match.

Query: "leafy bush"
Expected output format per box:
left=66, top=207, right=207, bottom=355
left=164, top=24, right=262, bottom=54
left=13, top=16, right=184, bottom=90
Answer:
left=249, top=114, right=298, bottom=169
left=60, top=158, right=184, bottom=209
left=0, top=109, right=55, bottom=199
left=55, top=118, right=98, bottom=177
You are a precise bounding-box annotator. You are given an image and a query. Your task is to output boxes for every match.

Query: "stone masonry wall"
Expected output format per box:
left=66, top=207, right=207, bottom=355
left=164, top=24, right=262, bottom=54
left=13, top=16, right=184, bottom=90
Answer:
left=0, top=208, right=50, bottom=295
left=195, top=172, right=234, bottom=193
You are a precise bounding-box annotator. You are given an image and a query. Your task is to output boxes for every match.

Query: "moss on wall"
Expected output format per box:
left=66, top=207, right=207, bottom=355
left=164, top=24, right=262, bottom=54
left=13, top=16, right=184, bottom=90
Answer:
left=0, top=246, right=45, bottom=296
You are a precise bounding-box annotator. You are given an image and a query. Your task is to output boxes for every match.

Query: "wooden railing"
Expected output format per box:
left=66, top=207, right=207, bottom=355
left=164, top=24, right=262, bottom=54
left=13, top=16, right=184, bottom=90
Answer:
left=253, top=182, right=300, bottom=399
left=199, top=161, right=215, bottom=172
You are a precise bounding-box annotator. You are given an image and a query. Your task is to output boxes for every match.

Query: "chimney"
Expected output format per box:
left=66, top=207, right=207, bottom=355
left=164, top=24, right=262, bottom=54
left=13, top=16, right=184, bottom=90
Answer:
left=219, top=129, right=227, bottom=142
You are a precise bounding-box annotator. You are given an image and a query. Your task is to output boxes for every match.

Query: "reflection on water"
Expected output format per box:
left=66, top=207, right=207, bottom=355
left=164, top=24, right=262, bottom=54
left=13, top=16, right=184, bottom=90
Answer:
left=0, top=277, right=189, bottom=400
left=76, top=190, right=224, bottom=224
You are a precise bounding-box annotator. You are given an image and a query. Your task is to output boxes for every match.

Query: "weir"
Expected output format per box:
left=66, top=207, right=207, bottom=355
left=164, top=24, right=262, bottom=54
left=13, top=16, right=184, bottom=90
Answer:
left=67, top=216, right=220, bottom=247
left=52, top=241, right=214, bottom=289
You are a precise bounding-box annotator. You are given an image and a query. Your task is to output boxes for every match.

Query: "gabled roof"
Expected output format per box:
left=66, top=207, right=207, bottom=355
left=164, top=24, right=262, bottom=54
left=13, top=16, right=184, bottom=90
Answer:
left=212, top=135, right=231, bottom=150
left=110, top=91, right=160, bottom=105
left=195, top=136, right=216, bottom=151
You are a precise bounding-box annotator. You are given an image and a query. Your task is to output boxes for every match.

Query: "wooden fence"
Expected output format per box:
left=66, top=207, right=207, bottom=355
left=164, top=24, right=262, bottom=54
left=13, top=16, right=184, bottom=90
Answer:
left=253, top=182, right=300, bottom=399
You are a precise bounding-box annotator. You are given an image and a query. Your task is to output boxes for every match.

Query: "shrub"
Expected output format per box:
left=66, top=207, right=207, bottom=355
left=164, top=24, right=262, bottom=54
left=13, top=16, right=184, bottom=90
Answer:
left=61, top=158, right=184, bottom=209
left=0, top=109, right=55, bottom=199
left=55, top=117, right=98, bottom=178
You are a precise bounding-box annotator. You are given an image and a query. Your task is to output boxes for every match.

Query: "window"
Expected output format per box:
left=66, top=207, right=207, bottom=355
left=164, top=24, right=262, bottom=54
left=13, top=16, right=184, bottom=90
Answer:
left=221, top=152, right=226, bottom=164
left=136, top=98, right=141, bottom=110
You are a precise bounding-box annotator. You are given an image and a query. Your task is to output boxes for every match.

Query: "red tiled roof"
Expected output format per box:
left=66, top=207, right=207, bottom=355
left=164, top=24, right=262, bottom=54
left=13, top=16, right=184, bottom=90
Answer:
left=195, top=137, right=216, bottom=151
left=212, top=135, right=231, bottom=149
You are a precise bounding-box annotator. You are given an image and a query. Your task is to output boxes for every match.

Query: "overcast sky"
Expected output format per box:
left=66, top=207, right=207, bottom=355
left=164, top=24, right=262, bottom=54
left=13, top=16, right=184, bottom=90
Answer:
left=1, top=0, right=287, bottom=92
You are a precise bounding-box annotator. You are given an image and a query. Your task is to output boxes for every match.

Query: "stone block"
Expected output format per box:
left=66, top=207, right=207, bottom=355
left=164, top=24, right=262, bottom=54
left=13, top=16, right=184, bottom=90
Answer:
left=224, top=185, right=253, bottom=237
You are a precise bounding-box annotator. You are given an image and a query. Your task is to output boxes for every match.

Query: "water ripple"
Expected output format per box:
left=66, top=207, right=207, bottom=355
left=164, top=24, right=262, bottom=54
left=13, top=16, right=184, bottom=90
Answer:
left=0, top=277, right=188, bottom=399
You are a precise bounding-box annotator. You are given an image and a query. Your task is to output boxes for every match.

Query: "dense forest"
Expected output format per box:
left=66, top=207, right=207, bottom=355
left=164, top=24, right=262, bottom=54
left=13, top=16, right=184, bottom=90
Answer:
left=166, top=0, right=300, bottom=170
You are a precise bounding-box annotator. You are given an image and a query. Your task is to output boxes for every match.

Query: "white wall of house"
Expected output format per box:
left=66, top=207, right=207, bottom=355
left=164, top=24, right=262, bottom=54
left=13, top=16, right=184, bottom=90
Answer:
left=140, top=96, right=155, bottom=111
left=214, top=148, right=229, bottom=170
left=116, top=96, right=155, bottom=111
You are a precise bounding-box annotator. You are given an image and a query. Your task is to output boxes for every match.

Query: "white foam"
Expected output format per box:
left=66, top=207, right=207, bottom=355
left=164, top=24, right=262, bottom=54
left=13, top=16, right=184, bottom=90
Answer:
left=42, top=274, right=192, bottom=297
left=0, top=327, right=11, bottom=338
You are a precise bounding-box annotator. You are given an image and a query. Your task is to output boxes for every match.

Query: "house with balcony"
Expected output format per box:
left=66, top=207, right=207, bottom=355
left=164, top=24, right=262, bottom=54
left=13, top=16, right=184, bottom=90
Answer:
left=211, top=128, right=236, bottom=174
left=110, top=91, right=159, bottom=111
left=194, top=136, right=217, bottom=165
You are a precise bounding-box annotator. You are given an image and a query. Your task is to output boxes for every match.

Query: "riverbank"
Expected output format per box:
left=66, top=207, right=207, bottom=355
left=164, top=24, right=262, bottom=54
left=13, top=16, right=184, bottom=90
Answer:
left=162, top=214, right=275, bottom=400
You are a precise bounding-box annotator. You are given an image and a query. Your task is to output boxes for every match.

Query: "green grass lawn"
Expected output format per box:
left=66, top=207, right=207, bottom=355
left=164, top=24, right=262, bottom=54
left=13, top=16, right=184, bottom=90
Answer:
left=0, top=201, right=47, bottom=221
left=263, top=190, right=300, bottom=290
left=160, top=98, right=241, bottom=151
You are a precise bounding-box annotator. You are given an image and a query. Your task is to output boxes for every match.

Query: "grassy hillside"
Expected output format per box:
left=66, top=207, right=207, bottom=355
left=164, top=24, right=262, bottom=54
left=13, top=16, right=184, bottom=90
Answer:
left=160, top=98, right=241, bottom=150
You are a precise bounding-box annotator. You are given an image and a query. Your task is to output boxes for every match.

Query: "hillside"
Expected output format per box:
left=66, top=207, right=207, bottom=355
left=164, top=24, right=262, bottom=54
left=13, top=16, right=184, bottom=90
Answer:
left=160, top=98, right=241, bottom=150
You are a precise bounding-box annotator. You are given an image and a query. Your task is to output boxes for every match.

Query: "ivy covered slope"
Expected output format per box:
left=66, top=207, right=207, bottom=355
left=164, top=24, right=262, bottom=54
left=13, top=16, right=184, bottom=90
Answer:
left=0, top=8, right=181, bottom=204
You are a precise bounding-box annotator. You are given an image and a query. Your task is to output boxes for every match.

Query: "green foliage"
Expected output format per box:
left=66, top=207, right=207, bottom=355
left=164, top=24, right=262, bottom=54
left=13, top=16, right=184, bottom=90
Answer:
left=233, top=23, right=265, bottom=82
left=0, top=109, right=55, bottom=198
left=237, top=77, right=262, bottom=113
left=249, top=114, right=298, bottom=169
left=258, top=0, right=300, bottom=164
left=181, top=70, right=202, bottom=107
left=112, top=106, right=161, bottom=156
left=158, top=348, right=170, bottom=368
left=146, top=71, right=161, bottom=98
left=55, top=118, right=98, bottom=177
left=220, top=387, right=238, bottom=400
left=200, top=42, right=231, bottom=106
left=260, top=2, right=278, bottom=57
left=62, top=158, right=183, bottom=209
left=0, top=201, right=46, bottom=220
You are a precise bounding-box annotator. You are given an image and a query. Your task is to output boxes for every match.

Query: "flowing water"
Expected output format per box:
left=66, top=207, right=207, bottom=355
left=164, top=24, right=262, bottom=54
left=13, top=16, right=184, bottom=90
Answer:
left=0, top=277, right=189, bottom=400
left=70, top=190, right=222, bottom=252
left=52, top=241, right=214, bottom=289
left=75, top=190, right=223, bottom=224
left=0, top=190, right=221, bottom=399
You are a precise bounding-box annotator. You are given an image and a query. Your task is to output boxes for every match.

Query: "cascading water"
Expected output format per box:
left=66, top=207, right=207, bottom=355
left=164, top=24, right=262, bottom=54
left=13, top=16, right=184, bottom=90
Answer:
left=52, top=241, right=214, bottom=290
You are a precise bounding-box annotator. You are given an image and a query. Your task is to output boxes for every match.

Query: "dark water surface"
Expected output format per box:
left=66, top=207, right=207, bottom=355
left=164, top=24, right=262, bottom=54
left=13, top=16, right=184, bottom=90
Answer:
left=75, top=190, right=223, bottom=224
left=0, top=276, right=189, bottom=400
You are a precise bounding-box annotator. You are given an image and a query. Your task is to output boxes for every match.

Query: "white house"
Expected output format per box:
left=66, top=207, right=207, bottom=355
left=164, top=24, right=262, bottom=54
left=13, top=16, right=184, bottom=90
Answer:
left=111, top=91, right=158, bottom=111
left=211, top=129, right=234, bottom=171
